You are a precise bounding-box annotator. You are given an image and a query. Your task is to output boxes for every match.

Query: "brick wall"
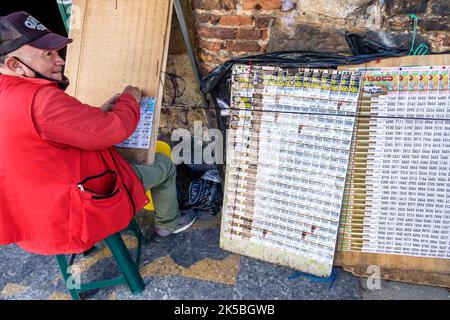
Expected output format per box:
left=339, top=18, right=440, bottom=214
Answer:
left=192, top=0, right=450, bottom=75
left=193, top=0, right=279, bottom=74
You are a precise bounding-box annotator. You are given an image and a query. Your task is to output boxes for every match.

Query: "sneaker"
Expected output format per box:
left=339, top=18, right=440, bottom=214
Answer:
left=155, top=209, right=198, bottom=237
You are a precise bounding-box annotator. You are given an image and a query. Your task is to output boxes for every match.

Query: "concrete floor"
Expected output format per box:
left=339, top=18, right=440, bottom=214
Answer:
left=0, top=210, right=448, bottom=300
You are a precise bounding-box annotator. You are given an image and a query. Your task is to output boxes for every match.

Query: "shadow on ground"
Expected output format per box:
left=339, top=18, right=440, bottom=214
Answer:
left=0, top=211, right=448, bottom=300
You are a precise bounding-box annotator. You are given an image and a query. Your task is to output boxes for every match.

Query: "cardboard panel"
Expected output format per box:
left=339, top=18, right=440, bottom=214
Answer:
left=341, top=54, right=449, bottom=69
left=336, top=53, right=450, bottom=288
left=65, top=0, right=173, bottom=164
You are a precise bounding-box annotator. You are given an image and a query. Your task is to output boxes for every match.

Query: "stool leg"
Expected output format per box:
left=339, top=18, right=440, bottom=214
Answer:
left=55, top=255, right=81, bottom=300
left=104, top=233, right=145, bottom=295
left=129, top=218, right=148, bottom=245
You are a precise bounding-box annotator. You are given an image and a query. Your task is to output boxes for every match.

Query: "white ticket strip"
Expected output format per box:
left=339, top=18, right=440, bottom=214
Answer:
left=220, top=65, right=362, bottom=277
left=339, top=66, right=450, bottom=259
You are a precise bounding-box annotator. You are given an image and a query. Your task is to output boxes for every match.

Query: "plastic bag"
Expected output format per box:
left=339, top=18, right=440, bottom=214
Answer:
left=180, top=169, right=223, bottom=215
left=345, top=31, right=431, bottom=55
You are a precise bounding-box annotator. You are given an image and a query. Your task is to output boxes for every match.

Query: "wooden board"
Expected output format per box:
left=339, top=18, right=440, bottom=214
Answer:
left=340, top=53, right=449, bottom=69
left=336, top=53, right=450, bottom=288
left=335, top=252, right=450, bottom=288
left=65, top=0, right=173, bottom=164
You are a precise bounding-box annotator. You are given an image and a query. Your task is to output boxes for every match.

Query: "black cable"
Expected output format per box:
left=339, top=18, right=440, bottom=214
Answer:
left=160, top=104, right=450, bottom=122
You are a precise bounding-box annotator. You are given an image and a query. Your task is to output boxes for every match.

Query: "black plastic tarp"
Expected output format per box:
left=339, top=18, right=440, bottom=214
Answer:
left=201, top=50, right=408, bottom=95
left=345, top=31, right=431, bottom=56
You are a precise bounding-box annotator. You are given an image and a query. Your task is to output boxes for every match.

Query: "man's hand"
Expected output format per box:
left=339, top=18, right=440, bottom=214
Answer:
left=122, top=85, right=142, bottom=104
left=100, top=94, right=120, bottom=112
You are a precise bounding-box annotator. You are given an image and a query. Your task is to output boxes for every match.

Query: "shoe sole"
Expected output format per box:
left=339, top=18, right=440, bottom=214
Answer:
left=172, top=216, right=197, bottom=234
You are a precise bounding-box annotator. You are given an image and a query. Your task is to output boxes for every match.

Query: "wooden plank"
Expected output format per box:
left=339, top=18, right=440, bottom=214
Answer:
left=341, top=53, right=449, bottom=69
left=336, top=53, right=450, bottom=288
left=65, top=0, right=173, bottom=164
left=341, top=265, right=450, bottom=288
left=148, top=1, right=173, bottom=164
left=336, top=239, right=450, bottom=287
left=64, top=0, right=87, bottom=94
left=335, top=251, right=450, bottom=274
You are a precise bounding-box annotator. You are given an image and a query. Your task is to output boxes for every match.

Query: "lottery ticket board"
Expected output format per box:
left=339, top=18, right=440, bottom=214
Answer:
left=220, top=65, right=362, bottom=277
left=338, top=65, right=450, bottom=260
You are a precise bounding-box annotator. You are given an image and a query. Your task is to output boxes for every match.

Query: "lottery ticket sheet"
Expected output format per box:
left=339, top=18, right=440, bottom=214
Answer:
left=115, top=96, right=155, bottom=149
left=339, top=65, right=450, bottom=260
left=220, top=65, right=362, bottom=277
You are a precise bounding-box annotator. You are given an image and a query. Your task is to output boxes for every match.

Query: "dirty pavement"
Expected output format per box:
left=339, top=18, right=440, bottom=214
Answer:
left=0, top=210, right=448, bottom=300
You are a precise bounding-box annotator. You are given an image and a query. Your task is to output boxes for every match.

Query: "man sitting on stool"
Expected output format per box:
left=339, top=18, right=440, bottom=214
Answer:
left=0, top=11, right=197, bottom=255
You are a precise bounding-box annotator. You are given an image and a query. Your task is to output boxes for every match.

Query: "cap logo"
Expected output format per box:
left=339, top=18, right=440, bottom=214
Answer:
left=24, top=16, right=46, bottom=31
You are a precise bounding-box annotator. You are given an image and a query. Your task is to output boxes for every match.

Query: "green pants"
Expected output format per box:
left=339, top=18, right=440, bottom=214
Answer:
left=130, top=153, right=180, bottom=231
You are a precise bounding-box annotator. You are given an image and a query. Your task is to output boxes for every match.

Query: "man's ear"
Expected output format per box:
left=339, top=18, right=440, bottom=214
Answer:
left=4, top=56, right=26, bottom=76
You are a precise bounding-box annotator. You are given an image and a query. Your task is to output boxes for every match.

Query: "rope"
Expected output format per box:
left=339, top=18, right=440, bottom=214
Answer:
left=408, top=14, right=430, bottom=56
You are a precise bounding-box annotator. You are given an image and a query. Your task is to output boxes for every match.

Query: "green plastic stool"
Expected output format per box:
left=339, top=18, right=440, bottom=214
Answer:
left=56, top=219, right=147, bottom=300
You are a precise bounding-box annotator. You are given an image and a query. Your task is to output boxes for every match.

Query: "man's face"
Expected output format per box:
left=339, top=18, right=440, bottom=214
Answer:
left=4, top=45, right=65, bottom=81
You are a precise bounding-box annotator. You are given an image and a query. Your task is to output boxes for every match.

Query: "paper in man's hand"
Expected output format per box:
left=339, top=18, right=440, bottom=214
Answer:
left=115, top=96, right=155, bottom=149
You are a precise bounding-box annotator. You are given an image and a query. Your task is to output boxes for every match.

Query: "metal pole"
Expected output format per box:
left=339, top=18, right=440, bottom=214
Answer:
left=56, top=0, right=71, bottom=34
left=173, top=0, right=209, bottom=107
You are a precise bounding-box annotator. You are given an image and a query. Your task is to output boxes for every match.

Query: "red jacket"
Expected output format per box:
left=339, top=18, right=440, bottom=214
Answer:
left=0, top=75, right=149, bottom=254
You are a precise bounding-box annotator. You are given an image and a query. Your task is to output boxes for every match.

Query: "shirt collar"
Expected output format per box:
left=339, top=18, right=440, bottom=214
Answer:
left=0, top=74, right=57, bottom=86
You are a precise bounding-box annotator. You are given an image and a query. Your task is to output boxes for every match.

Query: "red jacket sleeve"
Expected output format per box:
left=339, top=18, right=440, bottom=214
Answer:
left=31, top=86, right=140, bottom=150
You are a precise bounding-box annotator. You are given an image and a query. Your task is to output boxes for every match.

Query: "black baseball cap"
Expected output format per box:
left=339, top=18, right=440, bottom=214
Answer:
left=0, top=11, right=72, bottom=56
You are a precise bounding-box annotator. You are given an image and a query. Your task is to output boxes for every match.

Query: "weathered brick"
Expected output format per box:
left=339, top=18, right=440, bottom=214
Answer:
left=199, top=52, right=229, bottom=68
left=193, top=0, right=221, bottom=10
left=197, top=26, right=237, bottom=39
left=261, top=29, right=269, bottom=40
left=199, top=51, right=215, bottom=62
left=242, top=0, right=282, bottom=11
left=385, top=0, right=428, bottom=15
left=260, top=43, right=268, bottom=52
left=236, top=28, right=262, bottom=40
left=194, top=13, right=220, bottom=25
left=219, top=15, right=239, bottom=26
left=194, top=13, right=210, bottom=24
left=193, top=0, right=238, bottom=10
left=220, top=15, right=254, bottom=26
left=212, top=54, right=231, bottom=64
left=211, top=15, right=220, bottom=24
left=198, top=39, right=225, bottom=51
left=255, top=16, right=273, bottom=28
left=227, top=40, right=261, bottom=52
left=222, top=0, right=239, bottom=10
